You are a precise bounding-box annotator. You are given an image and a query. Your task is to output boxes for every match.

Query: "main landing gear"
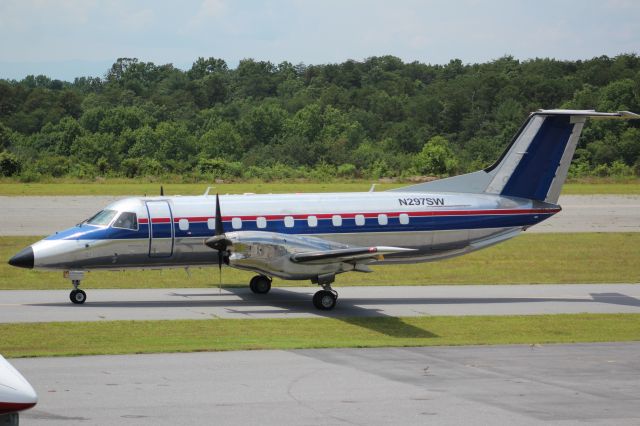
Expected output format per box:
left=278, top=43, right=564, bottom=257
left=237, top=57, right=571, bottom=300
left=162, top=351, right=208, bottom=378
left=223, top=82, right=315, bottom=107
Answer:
left=312, top=288, right=338, bottom=311
left=65, top=271, right=87, bottom=304
left=249, top=275, right=272, bottom=294
left=312, top=274, right=338, bottom=311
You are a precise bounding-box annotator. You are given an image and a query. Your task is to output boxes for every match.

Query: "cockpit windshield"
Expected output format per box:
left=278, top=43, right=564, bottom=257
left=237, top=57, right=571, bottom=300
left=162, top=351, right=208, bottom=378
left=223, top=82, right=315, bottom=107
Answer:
left=85, top=209, right=117, bottom=226
left=112, top=212, right=138, bottom=230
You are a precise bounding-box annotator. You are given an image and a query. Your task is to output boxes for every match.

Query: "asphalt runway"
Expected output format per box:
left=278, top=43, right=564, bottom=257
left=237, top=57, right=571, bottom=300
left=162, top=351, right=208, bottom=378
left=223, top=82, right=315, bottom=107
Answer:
left=1, top=284, right=639, bottom=323
left=11, top=343, right=640, bottom=425
left=0, top=195, right=638, bottom=236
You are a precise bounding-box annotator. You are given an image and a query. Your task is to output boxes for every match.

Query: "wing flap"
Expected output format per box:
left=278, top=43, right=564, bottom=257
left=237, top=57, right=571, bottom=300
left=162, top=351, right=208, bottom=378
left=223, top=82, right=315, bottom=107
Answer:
left=290, top=246, right=415, bottom=264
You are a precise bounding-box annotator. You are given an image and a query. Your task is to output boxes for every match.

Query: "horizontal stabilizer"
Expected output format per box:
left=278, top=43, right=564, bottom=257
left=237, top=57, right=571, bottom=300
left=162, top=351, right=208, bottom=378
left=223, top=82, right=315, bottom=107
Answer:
left=291, top=246, right=415, bottom=264
left=536, top=109, right=640, bottom=119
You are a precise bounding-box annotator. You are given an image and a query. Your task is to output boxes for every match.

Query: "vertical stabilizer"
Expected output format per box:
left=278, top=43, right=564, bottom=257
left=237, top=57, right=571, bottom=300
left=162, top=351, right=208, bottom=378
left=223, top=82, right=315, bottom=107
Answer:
left=390, top=110, right=639, bottom=203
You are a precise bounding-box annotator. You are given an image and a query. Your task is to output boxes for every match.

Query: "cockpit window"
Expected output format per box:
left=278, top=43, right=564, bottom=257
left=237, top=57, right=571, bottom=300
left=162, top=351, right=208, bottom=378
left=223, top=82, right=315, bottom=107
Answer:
left=86, top=209, right=117, bottom=226
left=112, top=212, right=138, bottom=230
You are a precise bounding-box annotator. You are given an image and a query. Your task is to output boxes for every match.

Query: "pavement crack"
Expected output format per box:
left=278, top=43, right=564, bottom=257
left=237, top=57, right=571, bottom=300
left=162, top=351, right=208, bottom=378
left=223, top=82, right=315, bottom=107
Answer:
left=286, top=368, right=365, bottom=426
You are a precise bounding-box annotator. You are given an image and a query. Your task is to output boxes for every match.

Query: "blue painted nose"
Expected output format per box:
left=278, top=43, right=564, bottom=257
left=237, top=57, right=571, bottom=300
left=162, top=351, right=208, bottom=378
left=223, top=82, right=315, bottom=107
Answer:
left=8, top=246, right=34, bottom=269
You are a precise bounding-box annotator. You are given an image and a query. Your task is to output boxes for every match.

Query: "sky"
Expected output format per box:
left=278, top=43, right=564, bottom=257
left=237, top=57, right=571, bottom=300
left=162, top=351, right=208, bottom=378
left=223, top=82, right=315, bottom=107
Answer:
left=1, top=0, right=639, bottom=81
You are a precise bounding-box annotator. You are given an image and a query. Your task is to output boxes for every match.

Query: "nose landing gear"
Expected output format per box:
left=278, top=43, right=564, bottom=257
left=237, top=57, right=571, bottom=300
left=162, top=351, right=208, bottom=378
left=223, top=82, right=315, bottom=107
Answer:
left=64, top=271, right=87, bottom=305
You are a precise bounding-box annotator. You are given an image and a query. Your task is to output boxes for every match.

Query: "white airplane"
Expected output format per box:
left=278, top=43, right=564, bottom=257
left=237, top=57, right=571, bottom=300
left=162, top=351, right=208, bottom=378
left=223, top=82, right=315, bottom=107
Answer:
left=8, top=110, right=639, bottom=310
left=0, top=355, right=37, bottom=425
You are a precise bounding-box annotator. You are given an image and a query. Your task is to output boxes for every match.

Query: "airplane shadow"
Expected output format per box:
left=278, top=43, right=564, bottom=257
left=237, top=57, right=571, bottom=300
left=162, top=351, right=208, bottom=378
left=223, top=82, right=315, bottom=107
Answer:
left=222, top=289, right=437, bottom=338
left=589, top=292, right=640, bottom=307
left=28, top=290, right=640, bottom=339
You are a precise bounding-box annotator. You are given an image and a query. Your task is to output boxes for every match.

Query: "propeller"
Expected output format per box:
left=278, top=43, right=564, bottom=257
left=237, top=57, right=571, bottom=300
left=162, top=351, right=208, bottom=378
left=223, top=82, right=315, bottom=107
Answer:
left=160, top=185, right=164, bottom=196
left=204, top=194, right=232, bottom=289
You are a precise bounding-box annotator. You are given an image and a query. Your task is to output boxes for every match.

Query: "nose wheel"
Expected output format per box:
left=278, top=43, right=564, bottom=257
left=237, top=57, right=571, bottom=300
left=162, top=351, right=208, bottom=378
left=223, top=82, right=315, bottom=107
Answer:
left=70, top=288, right=87, bottom=304
left=65, top=271, right=87, bottom=305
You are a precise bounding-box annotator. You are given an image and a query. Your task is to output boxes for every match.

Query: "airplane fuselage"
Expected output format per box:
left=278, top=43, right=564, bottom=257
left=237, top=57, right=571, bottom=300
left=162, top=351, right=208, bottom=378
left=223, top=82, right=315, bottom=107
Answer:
left=28, top=191, right=559, bottom=275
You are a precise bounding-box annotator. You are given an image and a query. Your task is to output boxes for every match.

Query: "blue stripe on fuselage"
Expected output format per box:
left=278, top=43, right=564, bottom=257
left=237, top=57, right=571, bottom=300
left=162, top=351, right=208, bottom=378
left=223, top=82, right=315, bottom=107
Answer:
left=44, top=213, right=554, bottom=241
left=44, top=225, right=150, bottom=240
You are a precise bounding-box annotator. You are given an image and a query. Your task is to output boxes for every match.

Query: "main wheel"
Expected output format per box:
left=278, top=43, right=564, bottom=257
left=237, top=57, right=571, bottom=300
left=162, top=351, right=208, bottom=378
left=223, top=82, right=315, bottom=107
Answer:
left=249, top=275, right=271, bottom=294
left=70, top=289, right=87, bottom=304
left=312, top=290, right=337, bottom=310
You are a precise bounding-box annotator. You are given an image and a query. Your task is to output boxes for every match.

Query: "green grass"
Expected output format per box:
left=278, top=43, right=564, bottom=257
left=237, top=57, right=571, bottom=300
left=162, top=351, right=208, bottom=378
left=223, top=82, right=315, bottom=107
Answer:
left=2, top=233, right=638, bottom=290
left=0, top=181, right=403, bottom=196
left=0, top=178, right=639, bottom=196
left=563, top=181, right=640, bottom=195
left=1, top=314, right=638, bottom=358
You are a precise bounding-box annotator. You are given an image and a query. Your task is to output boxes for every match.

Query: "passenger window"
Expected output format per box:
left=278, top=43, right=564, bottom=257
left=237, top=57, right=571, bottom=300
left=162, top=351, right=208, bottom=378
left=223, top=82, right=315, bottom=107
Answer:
left=399, top=213, right=410, bottom=225
left=207, top=218, right=216, bottom=230
left=307, top=216, right=318, bottom=228
left=284, top=216, right=294, bottom=228
left=378, top=214, right=388, bottom=225
left=355, top=215, right=365, bottom=226
left=178, top=219, right=189, bottom=231
left=332, top=215, right=342, bottom=227
left=232, top=217, right=242, bottom=229
left=257, top=217, right=267, bottom=229
left=112, top=212, right=138, bottom=230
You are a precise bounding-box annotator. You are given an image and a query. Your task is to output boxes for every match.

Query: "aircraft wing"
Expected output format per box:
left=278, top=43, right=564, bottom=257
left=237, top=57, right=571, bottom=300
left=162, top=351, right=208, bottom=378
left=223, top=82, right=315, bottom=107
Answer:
left=213, top=230, right=415, bottom=267
left=290, top=246, right=415, bottom=264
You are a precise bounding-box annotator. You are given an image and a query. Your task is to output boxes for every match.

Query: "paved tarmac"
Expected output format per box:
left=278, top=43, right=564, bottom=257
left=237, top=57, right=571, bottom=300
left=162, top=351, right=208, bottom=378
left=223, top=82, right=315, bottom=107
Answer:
left=1, top=284, right=639, bottom=323
left=11, top=343, right=640, bottom=425
left=0, top=195, right=638, bottom=235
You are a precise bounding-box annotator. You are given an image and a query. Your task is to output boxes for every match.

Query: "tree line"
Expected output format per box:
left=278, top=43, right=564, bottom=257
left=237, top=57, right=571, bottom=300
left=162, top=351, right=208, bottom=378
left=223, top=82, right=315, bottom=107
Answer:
left=0, top=54, right=639, bottom=181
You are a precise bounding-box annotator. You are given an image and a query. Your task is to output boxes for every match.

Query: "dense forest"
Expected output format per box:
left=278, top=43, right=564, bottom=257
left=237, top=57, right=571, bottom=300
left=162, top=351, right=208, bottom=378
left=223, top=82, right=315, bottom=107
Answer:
left=0, top=55, right=639, bottom=181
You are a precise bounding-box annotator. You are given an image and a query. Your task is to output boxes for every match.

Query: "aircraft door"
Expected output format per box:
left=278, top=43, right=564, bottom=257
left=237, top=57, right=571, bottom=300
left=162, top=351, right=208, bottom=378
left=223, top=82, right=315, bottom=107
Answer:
left=145, top=201, right=174, bottom=257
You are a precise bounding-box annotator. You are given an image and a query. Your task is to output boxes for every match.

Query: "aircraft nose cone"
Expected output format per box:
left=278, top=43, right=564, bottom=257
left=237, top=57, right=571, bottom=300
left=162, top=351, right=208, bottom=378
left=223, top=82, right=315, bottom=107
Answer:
left=8, top=247, right=34, bottom=269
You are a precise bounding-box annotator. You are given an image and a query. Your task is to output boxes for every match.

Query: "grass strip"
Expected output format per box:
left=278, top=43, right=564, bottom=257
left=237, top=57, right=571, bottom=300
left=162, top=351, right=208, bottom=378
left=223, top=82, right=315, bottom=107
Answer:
left=0, top=180, right=639, bottom=196
left=1, top=314, right=639, bottom=358
left=1, top=233, right=638, bottom=289
left=0, top=181, right=402, bottom=196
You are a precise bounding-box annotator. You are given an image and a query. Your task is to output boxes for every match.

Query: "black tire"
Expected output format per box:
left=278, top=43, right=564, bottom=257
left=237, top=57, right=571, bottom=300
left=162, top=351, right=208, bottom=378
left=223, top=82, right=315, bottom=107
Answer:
left=312, top=290, right=336, bottom=310
left=250, top=275, right=271, bottom=294
left=70, top=289, right=86, bottom=304
left=249, top=275, right=259, bottom=288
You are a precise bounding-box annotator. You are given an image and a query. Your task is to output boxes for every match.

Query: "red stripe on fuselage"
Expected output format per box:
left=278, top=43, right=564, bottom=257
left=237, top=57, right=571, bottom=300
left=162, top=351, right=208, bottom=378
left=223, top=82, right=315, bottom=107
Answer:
left=160, top=208, right=560, bottom=223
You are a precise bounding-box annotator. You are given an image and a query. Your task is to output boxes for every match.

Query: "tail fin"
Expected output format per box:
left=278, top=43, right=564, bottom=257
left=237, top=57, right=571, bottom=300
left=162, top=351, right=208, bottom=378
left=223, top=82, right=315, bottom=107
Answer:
left=391, top=110, right=640, bottom=203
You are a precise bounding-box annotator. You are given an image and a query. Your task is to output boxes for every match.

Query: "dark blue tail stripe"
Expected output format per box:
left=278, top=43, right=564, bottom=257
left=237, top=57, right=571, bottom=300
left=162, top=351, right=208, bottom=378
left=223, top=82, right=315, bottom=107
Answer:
left=501, top=115, right=574, bottom=201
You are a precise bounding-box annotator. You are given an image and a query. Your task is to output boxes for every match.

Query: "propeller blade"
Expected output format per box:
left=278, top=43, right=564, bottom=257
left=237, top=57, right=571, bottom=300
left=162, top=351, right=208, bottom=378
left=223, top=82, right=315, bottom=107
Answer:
left=212, top=193, right=226, bottom=294
left=205, top=195, right=232, bottom=251
left=160, top=185, right=164, bottom=196
left=215, top=193, right=224, bottom=236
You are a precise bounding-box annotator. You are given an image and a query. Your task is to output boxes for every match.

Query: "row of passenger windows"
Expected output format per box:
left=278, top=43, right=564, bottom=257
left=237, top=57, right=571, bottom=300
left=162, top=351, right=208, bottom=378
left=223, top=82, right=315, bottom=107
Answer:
left=176, top=214, right=410, bottom=231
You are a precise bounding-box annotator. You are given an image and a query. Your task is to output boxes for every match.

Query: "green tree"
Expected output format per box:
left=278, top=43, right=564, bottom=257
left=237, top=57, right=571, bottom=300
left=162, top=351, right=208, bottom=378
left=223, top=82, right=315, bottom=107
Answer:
left=0, top=122, right=13, bottom=149
left=0, top=151, right=22, bottom=176
left=240, top=103, right=287, bottom=145
left=414, top=136, right=459, bottom=176
left=198, top=122, right=243, bottom=160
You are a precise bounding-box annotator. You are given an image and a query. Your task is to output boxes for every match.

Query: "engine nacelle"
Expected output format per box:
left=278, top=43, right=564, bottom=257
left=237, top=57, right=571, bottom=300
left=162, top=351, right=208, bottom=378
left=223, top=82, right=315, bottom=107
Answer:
left=224, top=231, right=353, bottom=280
